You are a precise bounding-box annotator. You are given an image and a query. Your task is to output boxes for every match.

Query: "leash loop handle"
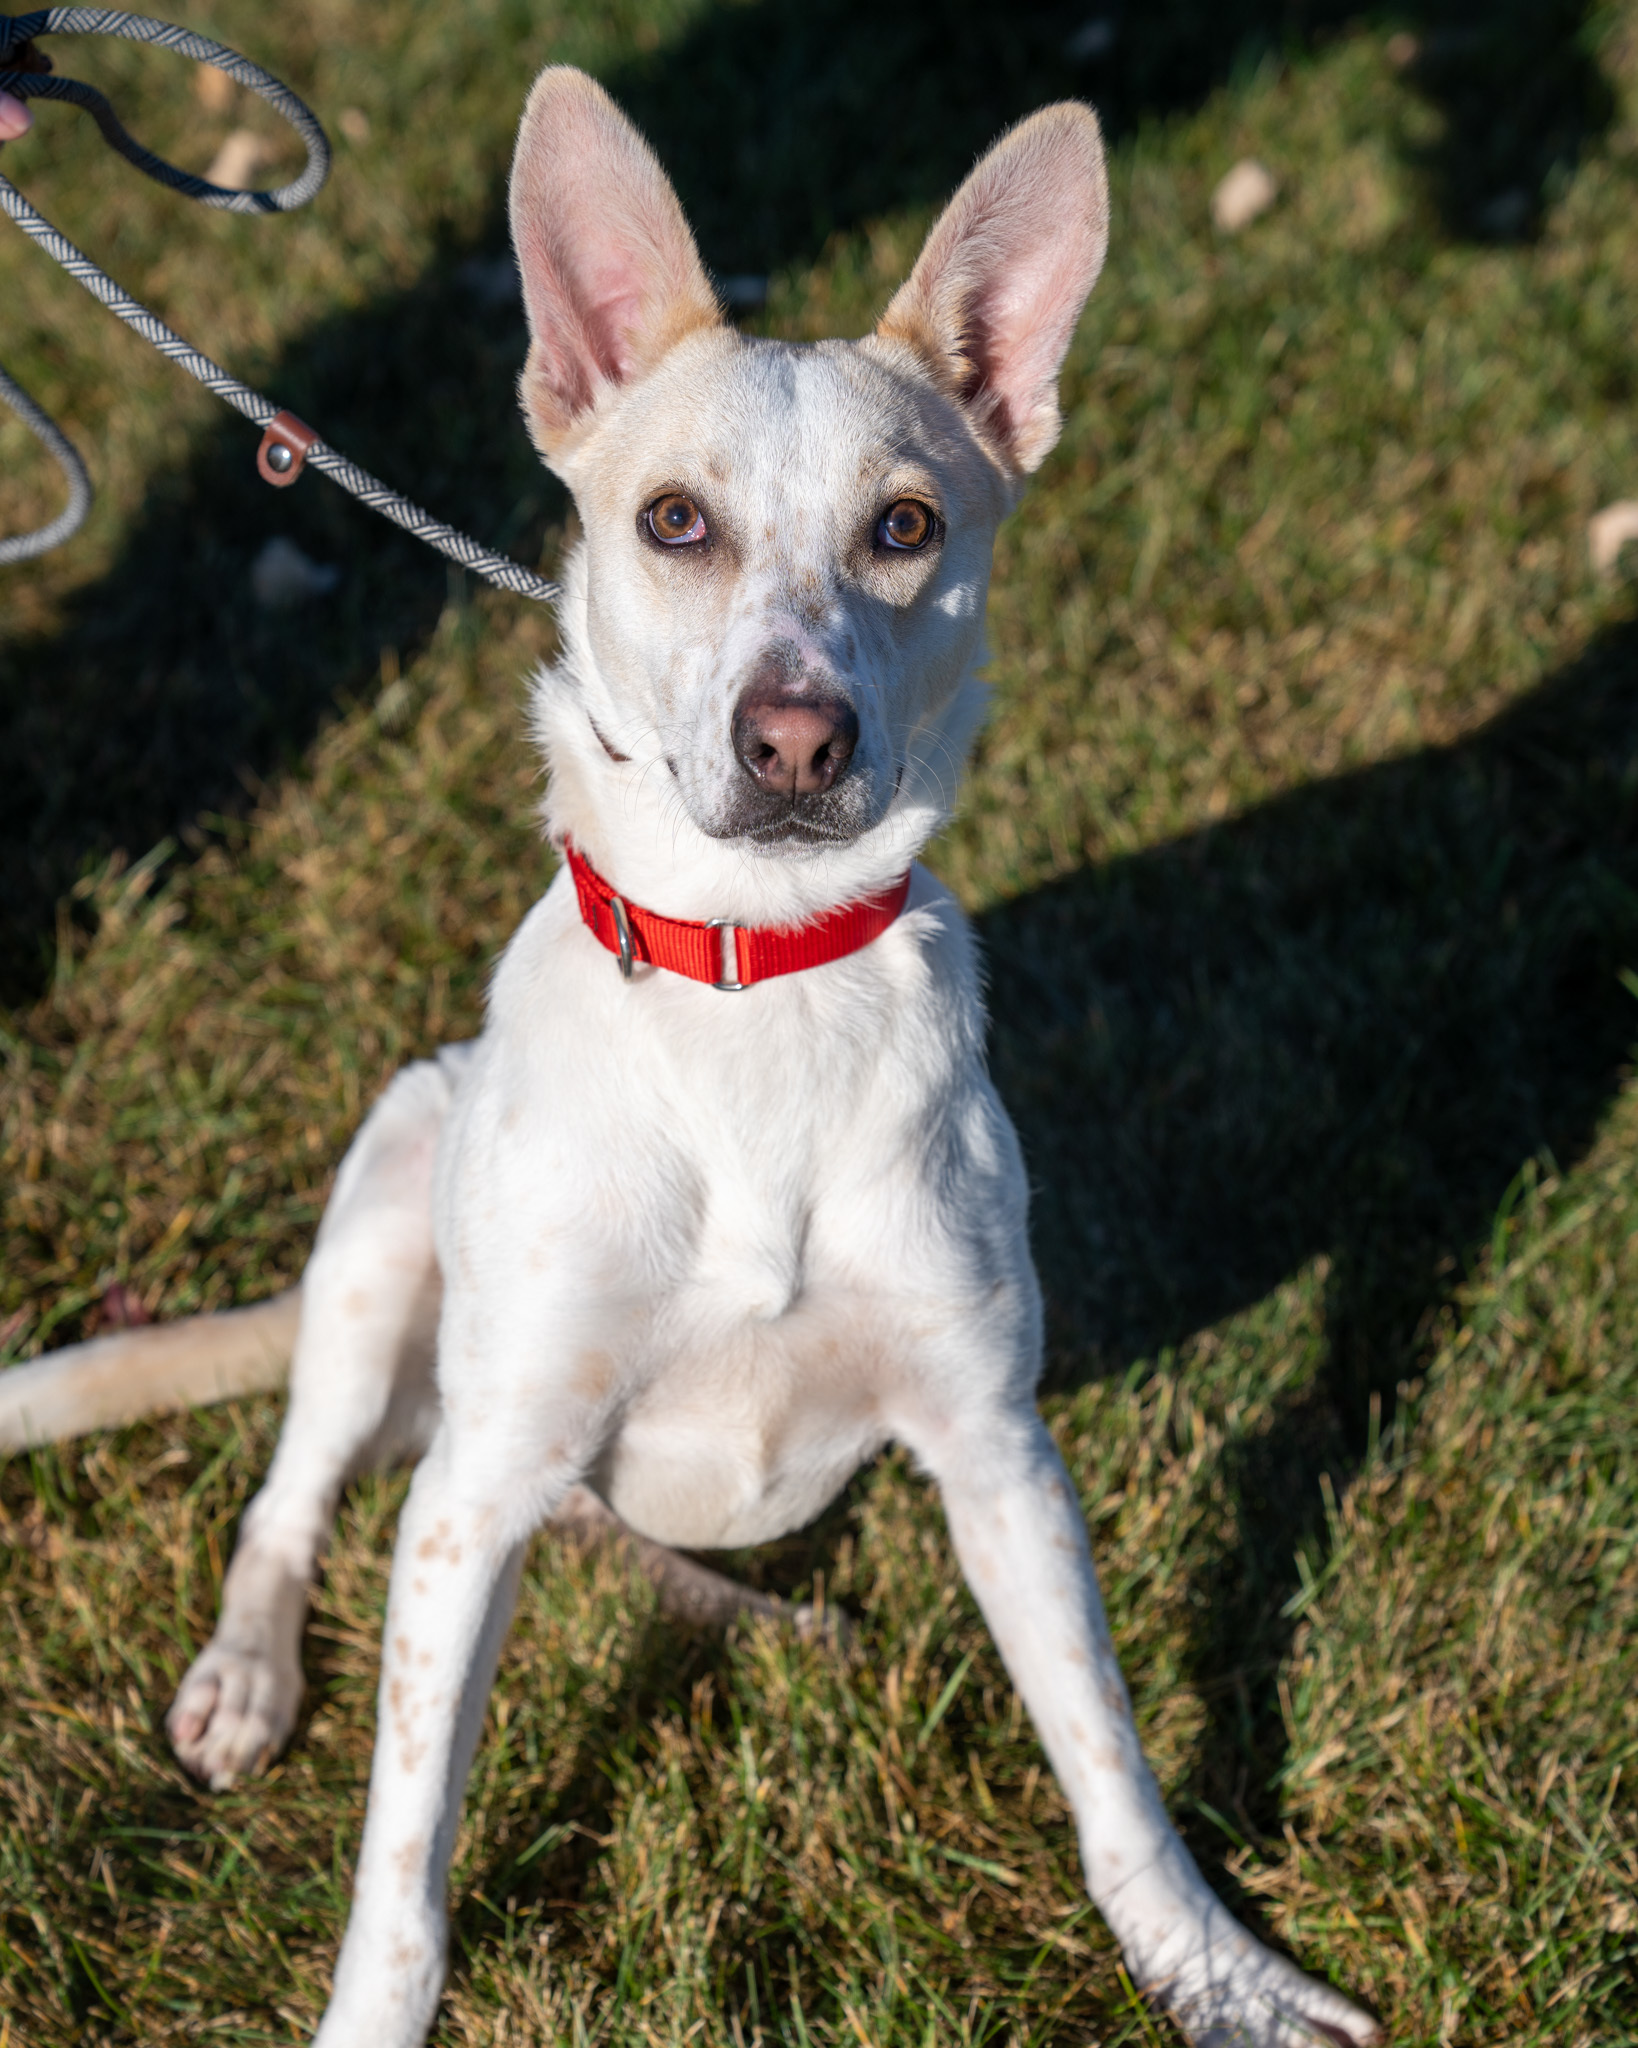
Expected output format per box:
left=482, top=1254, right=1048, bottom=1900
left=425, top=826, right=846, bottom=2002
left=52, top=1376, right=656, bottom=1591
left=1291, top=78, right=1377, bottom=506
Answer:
left=0, top=359, right=91, bottom=563
left=0, top=9, right=561, bottom=604
left=0, top=8, right=330, bottom=213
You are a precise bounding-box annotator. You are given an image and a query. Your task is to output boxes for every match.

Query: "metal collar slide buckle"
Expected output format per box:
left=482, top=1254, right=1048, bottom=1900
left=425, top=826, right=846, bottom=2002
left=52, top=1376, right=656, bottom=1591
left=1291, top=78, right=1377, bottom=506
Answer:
left=609, top=895, right=635, bottom=980
left=705, top=918, right=745, bottom=992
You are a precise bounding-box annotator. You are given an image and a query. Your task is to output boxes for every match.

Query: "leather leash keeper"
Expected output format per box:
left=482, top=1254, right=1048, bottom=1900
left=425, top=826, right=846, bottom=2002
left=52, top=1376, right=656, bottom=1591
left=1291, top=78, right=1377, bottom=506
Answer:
left=256, top=409, right=318, bottom=486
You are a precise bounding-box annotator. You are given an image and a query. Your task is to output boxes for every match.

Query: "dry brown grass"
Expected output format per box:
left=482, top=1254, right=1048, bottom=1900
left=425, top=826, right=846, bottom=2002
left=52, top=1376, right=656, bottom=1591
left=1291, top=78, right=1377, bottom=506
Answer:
left=3, top=2, right=1638, bottom=2041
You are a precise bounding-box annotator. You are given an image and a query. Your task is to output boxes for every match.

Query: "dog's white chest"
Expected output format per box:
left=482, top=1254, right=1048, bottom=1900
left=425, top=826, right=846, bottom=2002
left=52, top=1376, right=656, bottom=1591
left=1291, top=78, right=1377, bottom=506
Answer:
left=595, top=1284, right=893, bottom=1550
left=444, top=883, right=997, bottom=1554
left=595, top=1153, right=893, bottom=1550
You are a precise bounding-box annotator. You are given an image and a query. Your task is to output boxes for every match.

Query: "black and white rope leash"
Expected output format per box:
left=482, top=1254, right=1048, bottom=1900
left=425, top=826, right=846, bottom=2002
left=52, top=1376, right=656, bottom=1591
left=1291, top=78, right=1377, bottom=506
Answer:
left=0, top=357, right=90, bottom=559
left=0, top=8, right=560, bottom=602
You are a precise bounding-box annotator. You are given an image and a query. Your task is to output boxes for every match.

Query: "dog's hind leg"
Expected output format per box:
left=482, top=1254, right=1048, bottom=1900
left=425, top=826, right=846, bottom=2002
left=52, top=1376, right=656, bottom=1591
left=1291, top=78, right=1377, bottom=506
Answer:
left=168, top=1054, right=462, bottom=1789
left=551, top=1487, right=837, bottom=1639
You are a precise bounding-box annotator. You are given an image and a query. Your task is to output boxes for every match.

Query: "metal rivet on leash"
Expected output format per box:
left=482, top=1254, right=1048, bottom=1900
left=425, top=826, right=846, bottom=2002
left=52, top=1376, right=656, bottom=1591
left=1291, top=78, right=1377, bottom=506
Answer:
left=256, top=410, right=317, bottom=487
left=0, top=9, right=559, bottom=603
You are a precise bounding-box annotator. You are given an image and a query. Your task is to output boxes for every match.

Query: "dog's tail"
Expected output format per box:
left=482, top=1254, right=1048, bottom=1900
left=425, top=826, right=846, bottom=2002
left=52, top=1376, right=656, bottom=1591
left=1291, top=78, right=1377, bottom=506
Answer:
left=0, top=1290, right=300, bottom=1451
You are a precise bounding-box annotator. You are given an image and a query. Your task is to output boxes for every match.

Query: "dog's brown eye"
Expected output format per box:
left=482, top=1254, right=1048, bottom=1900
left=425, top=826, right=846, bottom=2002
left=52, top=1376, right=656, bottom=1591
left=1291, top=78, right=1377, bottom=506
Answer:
left=878, top=499, right=935, bottom=551
left=647, top=493, right=707, bottom=546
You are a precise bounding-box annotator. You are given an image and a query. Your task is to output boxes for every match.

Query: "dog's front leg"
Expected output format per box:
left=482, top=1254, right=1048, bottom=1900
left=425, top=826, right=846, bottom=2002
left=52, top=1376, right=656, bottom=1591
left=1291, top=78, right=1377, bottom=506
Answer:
left=904, top=1403, right=1378, bottom=2048
left=312, top=1419, right=551, bottom=2048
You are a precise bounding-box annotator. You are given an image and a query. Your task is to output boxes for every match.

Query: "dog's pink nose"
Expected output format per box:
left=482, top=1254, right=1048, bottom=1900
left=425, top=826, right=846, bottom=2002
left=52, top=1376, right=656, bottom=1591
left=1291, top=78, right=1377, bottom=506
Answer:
left=733, top=691, right=858, bottom=797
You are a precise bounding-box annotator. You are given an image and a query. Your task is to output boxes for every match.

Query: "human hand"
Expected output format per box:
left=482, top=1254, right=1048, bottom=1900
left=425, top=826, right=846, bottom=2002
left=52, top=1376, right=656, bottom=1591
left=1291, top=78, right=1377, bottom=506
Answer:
left=0, top=89, right=33, bottom=141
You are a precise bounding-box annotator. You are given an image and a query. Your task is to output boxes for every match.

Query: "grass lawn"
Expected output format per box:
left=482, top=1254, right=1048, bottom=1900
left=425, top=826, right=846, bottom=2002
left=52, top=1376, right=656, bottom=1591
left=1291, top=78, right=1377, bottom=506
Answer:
left=3, top=0, right=1637, bottom=2041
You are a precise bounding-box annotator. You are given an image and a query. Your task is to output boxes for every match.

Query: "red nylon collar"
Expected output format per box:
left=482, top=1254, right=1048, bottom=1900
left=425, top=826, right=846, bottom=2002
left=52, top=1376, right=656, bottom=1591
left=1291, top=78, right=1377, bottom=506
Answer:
left=564, top=840, right=911, bottom=990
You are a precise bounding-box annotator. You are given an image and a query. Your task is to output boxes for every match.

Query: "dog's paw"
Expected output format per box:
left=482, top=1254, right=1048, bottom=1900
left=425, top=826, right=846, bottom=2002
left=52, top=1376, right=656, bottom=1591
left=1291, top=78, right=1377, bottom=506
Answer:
left=167, top=1639, right=303, bottom=1790
left=789, top=1599, right=852, bottom=1649
left=1135, top=1913, right=1378, bottom=2048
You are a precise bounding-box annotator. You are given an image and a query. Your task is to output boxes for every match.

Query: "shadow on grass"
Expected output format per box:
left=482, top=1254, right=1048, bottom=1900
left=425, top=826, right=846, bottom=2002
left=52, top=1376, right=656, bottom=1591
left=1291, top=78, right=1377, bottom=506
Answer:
left=11, top=627, right=1635, bottom=2028
left=2, top=0, right=1631, bottom=1951
left=0, top=0, right=1616, bottom=998
left=981, top=612, right=1638, bottom=1834
left=0, top=243, right=562, bottom=1003
left=613, top=0, right=1616, bottom=275
left=649, top=615, right=1638, bottom=1873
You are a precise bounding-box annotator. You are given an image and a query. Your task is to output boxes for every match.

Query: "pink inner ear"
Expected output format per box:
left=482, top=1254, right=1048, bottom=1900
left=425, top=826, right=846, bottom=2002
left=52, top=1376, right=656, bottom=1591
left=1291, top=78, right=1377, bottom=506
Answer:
left=880, top=104, right=1108, bottom=472
left=508, top=69, right=718, bottom=442
left=580, top=267, right=651, bottom=385
left=982, top=252, right=1095, bottom=438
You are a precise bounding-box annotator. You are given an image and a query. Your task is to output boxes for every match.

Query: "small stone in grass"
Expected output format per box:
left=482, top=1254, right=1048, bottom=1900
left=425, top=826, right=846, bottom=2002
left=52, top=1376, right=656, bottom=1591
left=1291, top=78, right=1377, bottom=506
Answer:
left=1589, top=501, right=1638, bottom=578
left=1478, top=188, right=1530, bottom=239
left=252, top=537, right=341, bottom=609
left=457, top=253, right=521, bottom=307
left=376, top=677, right=415, bottom=735
left=716, top=274, right=768, bottom=311
left=338, top=107, right=371, bottom=145
left=205, top=128, right=274, bottom=190
left=195, top=62, right=235, bottom=114
left=1064, top=18, right=1118, bottom=62
left=1212, top=159, right=1279, bottom=233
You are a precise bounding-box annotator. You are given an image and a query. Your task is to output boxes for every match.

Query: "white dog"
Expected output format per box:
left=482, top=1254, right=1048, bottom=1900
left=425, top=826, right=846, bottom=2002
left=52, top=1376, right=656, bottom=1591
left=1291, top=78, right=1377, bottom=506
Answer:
left=0, top=69, right=1379, bottom=2048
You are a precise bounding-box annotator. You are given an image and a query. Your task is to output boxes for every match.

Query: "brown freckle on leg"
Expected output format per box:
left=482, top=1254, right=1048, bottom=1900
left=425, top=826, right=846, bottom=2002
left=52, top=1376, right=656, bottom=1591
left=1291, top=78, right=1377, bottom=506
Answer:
left=1100, top=1675, right=1131, bottom=1720
left=343, top=1289, right=372, bottom=1319
left=391, top=1837, right=427, bottom=1898
left=413, top=1578, right=428, bottom=1595
left=569, top=1348, right=615, bottom=1402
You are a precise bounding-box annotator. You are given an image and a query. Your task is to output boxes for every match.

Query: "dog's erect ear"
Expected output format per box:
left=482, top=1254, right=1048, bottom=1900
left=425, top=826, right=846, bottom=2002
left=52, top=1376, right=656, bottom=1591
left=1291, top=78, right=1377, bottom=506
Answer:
left=509, top=67, right=720, bottom=455
left=878, top=103, right=1108, bottom=475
